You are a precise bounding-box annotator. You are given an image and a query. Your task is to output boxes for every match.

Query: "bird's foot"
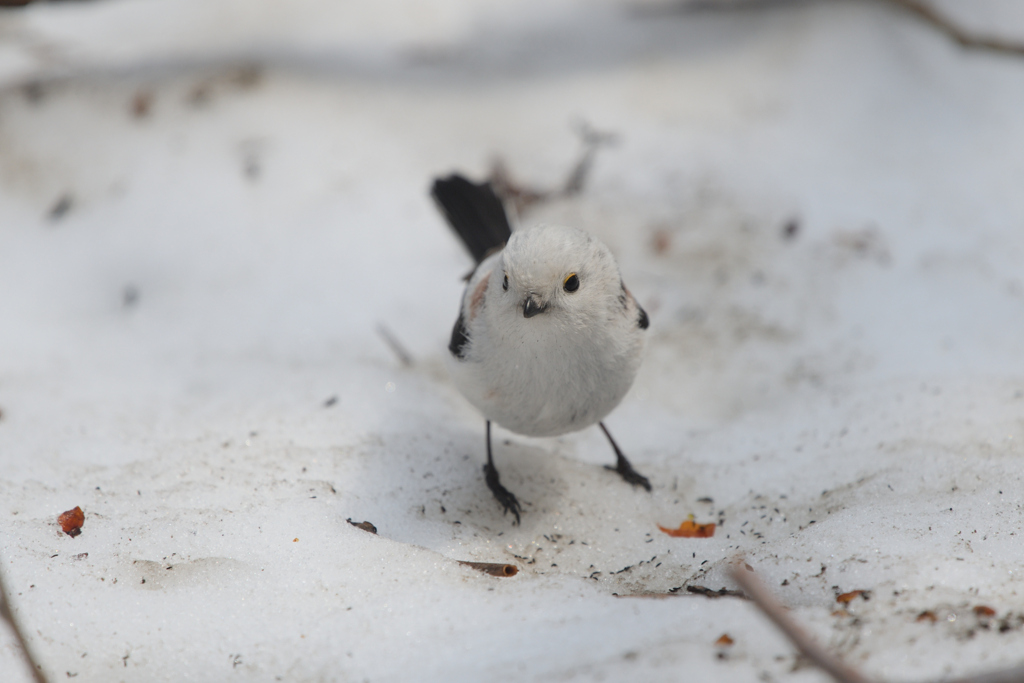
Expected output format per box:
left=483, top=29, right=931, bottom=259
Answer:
left=604, top=459, right=652, bottom=492
left=483, top=462, right=521, bottom=524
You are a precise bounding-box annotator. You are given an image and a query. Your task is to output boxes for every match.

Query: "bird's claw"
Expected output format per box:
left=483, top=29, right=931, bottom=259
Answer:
left=605, top=461, right=652, bottom=492
left=483, top=463, right=522, bottom=524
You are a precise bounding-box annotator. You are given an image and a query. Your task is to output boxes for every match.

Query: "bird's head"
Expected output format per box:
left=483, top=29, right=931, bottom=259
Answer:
left=495, top=224, right=622, bottom=326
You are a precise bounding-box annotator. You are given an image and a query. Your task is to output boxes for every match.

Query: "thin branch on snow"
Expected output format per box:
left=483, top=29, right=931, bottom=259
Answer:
left=488, top=121, right=618, bottom=216
left=944, top=664, right=1024, bottom=683
left=0, top=562, right=49, bottom=683
left=731, top=560, right=1024, bottom=683
left=728, top=561, right=874, bottom=683
left=665, top=1, right=1024, bottom=59
left=881, top=0, right=1024, bottom=57
left=457, top=561, right=519, bottom=577
left=375, top=324, right=414, bottom=368
left=561, top=120, right=619, bottom=197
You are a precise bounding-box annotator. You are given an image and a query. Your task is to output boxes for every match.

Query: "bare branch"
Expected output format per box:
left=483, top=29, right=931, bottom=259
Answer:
left=728, top=561, right=875, bottom=683
left=457, top=561, right=519, bottom=577
left=0, top=562, right=49, bottom=683
left=942, top=664, right=1024, bottom=683
left=883, top=0, right=1024, bottom=57
left=375, top=323, right=414, bottom=368
left=561, top=120, right=619, bottom=197
left=731, top=560, right=1024, bottom=683
left=488, top=121, right=618, bottom=215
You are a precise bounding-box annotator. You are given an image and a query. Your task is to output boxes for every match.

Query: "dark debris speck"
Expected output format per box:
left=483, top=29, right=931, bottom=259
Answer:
left=346, top=518, right=377, bottom=534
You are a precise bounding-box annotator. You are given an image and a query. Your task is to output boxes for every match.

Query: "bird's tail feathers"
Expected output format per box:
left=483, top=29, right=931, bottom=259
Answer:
left=431, top=174, right=513, bottom=264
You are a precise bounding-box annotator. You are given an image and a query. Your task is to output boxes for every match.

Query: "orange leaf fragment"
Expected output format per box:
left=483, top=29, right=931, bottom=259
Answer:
left=657, top=520, right=715, bottom=538
left=58, top=506, right=85, bottom=537
left=836, top=590, right=865, bottom=604
left=714, top=634, right=734, bottom=647
left=973, top=605, right=996, bottom=617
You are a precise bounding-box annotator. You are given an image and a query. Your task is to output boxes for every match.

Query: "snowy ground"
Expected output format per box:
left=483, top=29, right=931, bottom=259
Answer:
left=1, top=1, right=1024, bottom=681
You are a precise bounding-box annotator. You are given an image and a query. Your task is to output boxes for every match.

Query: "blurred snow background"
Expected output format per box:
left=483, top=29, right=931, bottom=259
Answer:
left=1, top=0, right=1023, bottom=681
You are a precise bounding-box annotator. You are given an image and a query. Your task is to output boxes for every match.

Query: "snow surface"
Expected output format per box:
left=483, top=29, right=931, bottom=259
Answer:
left=1, top=1, right=1024, bottom=681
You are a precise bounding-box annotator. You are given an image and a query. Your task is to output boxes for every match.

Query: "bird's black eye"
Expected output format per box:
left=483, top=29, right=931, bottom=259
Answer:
left=502, top=273, right=509, bottom=291
left=563, top=273, right=579, bottom=293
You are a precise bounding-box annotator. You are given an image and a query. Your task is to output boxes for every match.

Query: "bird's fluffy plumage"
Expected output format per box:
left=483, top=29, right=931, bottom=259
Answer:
left=431, top=173, right=652, bottom=521
left=446, top=224, right=647, bottom=437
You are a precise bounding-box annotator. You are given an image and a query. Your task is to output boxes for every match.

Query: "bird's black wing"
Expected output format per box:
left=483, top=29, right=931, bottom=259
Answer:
left=430, top=174, right=512, bottom=265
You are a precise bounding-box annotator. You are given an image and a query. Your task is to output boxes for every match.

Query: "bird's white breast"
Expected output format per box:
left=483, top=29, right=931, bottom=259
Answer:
left=447, top=263, right=645, bottom=437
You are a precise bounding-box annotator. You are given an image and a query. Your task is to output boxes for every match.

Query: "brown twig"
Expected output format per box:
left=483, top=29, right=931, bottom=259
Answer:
left=375, top=324, right=414, bottom=368
left=943, top=665, right=1024, bottom=683
left=731, top=560, right=1024, bottom=683
left=488, top=121, right=619, bottom=215
left=457, top=561, right=519, bottom=577
left=345, top=518, right=378, bottom=534
left=0, top=562, right=49, bottom=683
left=685, top=585, right=747, bottom=599
left=883, top=0, right=1024, bottom=56
left=728, top=561, right=875, bottom=683
left=561, top=120, right=619, bottom=197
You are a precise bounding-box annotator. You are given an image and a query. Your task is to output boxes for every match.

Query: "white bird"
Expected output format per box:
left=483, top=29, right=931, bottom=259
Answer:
left=432, top=174, right=651, bottom=523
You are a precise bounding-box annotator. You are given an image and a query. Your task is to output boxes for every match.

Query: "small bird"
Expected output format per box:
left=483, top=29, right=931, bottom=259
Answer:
left=431, top=173, right=651, bottom=524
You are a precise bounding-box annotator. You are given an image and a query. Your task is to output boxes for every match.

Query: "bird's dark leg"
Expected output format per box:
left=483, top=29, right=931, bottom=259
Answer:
left=483, top=421, right=522, bottom=524
left=599, top=422, right=652, bottom=491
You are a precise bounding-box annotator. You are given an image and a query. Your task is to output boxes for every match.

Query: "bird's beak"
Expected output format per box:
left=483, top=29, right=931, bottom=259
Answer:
left=522, top=296, right=548, bottom=318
